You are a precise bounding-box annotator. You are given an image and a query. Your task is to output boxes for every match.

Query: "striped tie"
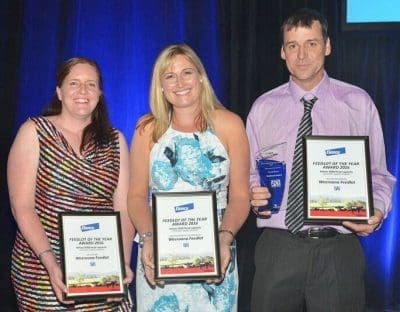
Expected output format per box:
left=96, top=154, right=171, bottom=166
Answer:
left=285, top=96, right=317, bottom=233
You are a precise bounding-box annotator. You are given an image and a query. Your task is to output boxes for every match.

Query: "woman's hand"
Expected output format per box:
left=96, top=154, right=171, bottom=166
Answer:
left=207, top=231, right=233, bottom=284
left=106, top=263, right=134, bottom=303
left=141, top=239, right=160, bottom=287
left=43, top=252, right=74, bottom=305
left=123, top=263, right=134, bottom=285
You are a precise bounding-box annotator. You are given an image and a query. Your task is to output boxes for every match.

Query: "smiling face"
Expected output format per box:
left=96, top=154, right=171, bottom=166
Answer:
left=160, top=54, right=202, bottom=111
left=281, top=20, right=331, bottom=91
left=56, top=63, right=101, bottom=121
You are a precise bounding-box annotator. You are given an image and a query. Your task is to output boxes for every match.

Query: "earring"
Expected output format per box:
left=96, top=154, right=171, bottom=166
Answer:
left=161, top=87, right=164, bottom=92
left=199, top=79, right=203, bottom=83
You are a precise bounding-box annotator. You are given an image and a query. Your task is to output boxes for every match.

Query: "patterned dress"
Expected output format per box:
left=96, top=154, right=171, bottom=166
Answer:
left=136, top=127, right=238, bottom=312
left=11, top=116, right=132, bottom=311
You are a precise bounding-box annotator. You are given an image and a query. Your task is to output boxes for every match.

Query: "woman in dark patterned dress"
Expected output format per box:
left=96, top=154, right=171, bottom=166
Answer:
left=7, top=57, right=134, bottom=311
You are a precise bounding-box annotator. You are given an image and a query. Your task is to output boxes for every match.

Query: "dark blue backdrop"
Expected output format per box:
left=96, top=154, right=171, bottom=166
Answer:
left=1, top=1, right=399, bottom=311
left=11, top=0, right=223, bottom=138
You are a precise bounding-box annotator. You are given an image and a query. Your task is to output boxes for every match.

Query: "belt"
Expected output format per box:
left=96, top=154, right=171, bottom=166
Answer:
left=295, top=227, right=339, bottom=239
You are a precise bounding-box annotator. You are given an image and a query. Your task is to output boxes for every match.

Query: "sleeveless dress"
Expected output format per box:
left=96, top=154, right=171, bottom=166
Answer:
left=11, top=116, right=132, bottom=311
left=136, top=127, right=238, bottom=312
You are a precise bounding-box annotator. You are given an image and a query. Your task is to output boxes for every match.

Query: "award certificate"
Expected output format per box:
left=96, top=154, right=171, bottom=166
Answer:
left=304, top=136, right=373, bottom=224
left=152, top=191, right=221, bottom=281
left=59, top=212, right=126, bottom=301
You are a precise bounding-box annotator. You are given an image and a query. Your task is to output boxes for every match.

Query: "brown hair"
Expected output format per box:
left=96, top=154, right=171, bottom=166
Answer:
left=43, top=57, right=113, bottom=151
left=281, top=8, right=329, bottom=44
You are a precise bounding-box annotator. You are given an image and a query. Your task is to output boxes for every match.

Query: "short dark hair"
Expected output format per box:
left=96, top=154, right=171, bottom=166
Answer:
left=43, top=57, right=113, bottom=151
left=281, top=8, right=329, bottom=43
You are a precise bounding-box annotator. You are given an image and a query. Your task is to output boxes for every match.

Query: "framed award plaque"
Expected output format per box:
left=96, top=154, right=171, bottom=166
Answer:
left=304, top=136, right=373, bottom=224
left=152, top=191, right=221, bottom=282
left=59, top=212, right=127, bottom=301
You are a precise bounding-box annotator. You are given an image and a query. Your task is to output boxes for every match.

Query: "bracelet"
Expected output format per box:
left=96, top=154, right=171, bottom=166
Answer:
left=37, top=248, right=53, bottom=261
left=139, top=231, right=153, bottom=247
left=218, top=229, right=235, bottom=239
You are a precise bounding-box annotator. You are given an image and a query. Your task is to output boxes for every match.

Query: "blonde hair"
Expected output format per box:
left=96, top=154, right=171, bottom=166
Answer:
left=138, top=44, right=224, bottom=142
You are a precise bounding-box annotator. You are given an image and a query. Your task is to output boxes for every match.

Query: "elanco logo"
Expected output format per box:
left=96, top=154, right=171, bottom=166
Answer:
left=175, top=203, right=194, bottom=213
left=325, top=147, right=346, bottom=156
left=80, top=223, right=100, bottom=232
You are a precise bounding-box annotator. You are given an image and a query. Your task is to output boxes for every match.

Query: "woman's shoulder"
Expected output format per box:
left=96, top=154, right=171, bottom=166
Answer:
left=212, top=108, right=246, bottom=150
left=213, top=108, right=245, bottom=130
left=29, top=115, right=57, bottom=130
left=136, top=114, right=155, bottom=135
left=11, top=118, right=40, bottom=150
left=131, top=114, right=156, bottom=150
left=18, top=117, right=40, bottom=134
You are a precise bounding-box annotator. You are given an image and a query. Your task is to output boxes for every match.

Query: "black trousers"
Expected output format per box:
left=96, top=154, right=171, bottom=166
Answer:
left=251, top=228, right=365, bottom=312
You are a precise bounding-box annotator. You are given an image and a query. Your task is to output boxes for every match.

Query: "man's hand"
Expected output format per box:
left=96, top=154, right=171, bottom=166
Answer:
left=342, top=209, right=383, bottom=236
left=250, top=186, right=272, bottom=218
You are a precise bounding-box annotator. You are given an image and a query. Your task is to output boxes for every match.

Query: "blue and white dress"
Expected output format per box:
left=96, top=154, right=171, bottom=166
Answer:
left=136, top=127, right=238, bottom=312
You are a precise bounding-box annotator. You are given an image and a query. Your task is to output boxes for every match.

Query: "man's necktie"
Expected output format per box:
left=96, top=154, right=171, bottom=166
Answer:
left=285, top=96, right=317, bottom=233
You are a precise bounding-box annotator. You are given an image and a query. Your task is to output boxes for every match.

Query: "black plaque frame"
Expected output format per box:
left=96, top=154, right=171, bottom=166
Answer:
left=59, top=212, right=127, bottom=301
left=304, top=136, right=373, bottom=224
left=152, top=191, right=221, bottom=282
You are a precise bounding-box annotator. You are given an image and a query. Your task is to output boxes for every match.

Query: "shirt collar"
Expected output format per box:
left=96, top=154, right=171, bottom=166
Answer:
left=288, top=71, right=329, bottom=103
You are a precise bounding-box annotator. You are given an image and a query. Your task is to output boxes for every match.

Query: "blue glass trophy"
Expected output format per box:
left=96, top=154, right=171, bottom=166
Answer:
left=256, top=143, right=286, bottom=214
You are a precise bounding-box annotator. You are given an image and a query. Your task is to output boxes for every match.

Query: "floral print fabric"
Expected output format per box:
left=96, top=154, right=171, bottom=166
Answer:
left=136, top=127, right=237, bottom=312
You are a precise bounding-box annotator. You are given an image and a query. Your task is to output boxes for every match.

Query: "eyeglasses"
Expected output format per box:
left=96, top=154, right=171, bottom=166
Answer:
left=161, top=68, right=198, bottom=86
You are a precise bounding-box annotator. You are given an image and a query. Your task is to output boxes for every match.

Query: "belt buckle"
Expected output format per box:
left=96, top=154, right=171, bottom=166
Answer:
left=307, top=227, right=321, bottom=239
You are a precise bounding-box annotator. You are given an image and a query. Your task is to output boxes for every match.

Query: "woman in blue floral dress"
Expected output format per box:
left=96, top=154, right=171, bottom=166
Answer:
left=128, top=44, right=250, bottom=312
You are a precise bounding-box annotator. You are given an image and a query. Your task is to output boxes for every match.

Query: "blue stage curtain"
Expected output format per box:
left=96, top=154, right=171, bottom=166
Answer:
left=353, top=33, right=400, bottom=310
left=337, top=27, right=400, bottom=311
left=13, top=0, right=223, bottom=139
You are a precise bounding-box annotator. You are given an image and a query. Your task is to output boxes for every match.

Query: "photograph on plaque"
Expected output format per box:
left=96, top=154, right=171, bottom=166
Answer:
left=58, top=212, right=126, bottom=301
left=304, top=136, right=373, bottom=224
left=152, top=191, right=221, bottom=281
